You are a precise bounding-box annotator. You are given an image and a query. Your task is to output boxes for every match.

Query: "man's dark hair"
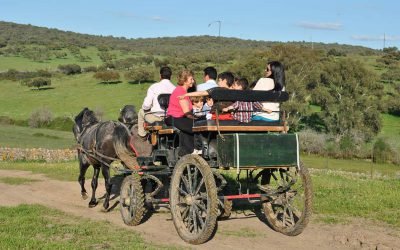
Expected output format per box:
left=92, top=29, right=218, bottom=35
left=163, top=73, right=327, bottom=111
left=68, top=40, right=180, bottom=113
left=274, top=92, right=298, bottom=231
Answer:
left=235, top=77, right=249, bottom=90
left=160, top=66, right=172, bottom=80
left=203, top=67, right=217, bottom=80
left=218, top=71, right=235, bottom=87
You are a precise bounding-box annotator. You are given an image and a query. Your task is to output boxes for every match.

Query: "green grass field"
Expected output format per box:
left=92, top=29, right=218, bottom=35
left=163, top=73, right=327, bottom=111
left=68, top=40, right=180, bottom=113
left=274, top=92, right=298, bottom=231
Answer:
left=0, top=124, right=75, bottom=149
left=0, top=204, right=173, bottom=249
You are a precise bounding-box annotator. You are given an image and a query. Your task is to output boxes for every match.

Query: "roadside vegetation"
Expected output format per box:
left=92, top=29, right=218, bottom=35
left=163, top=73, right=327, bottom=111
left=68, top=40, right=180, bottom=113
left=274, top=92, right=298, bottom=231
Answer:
left=0, top=204, right=173, bottom=249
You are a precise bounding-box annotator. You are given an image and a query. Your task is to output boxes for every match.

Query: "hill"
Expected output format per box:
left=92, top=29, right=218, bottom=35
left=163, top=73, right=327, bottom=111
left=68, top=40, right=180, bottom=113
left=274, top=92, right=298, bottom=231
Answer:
left=0, top=21, right=378, bottom=56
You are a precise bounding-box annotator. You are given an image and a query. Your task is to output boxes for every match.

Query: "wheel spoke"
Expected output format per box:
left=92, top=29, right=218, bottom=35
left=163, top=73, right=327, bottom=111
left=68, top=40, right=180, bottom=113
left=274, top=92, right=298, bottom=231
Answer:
left=194, top=178, right=204, bottom=195
left=181, top=175, right=191, bottom=194
left=186, top=165, right=193, bottom=194
left=192, top=205, right=198, bottom=233
left=195, top=201, right=207, bottom=212
left=192, top=166, right=199, bottom=194
left=178, top=187, right=189, bottom=196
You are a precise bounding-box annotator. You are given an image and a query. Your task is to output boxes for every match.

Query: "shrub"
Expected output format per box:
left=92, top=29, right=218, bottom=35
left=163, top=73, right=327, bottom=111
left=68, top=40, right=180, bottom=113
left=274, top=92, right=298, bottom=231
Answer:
left=58, top=64, right=82, bottom=75
left=83, top=66, right=98, bottom=72
left=93, top=70, right=120, bottom=83
left=26, top=77, right=51, bottom=90
left=0, top=116, right=14, bottom=125
left=298, top=129, right=327, bottom=155
left=372, top=137, right=395, bottom=164
left=28, top=107, right=53, bottom=128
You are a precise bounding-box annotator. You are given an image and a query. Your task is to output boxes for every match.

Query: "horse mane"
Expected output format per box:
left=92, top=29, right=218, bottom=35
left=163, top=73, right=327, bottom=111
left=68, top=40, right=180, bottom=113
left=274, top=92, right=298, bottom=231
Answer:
left=74, top=108, right=99, bottom=131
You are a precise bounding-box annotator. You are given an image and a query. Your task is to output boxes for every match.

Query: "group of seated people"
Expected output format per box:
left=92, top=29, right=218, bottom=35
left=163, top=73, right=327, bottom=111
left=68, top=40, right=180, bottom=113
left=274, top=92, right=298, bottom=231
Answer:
left=137, top=61, right=286, bottom=156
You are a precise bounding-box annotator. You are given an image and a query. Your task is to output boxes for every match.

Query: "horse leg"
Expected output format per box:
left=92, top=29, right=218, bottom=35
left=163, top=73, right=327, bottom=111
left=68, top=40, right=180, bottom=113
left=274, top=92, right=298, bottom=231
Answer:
left=101, top=165, right=112, bottom=211
left=89, top=166, right=100, bottom=207
left=78, top=158, right=90, bottom=200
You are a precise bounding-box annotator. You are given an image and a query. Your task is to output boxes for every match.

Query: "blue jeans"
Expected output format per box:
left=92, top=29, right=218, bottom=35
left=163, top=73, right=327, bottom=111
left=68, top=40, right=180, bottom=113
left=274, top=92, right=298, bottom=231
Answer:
left=251, top=115, right=278, bottom=122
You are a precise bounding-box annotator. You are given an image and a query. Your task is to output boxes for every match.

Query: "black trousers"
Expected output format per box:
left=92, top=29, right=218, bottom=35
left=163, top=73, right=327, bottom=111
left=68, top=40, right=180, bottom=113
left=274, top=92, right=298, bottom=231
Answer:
left=165, top=116, right=194, bottom=156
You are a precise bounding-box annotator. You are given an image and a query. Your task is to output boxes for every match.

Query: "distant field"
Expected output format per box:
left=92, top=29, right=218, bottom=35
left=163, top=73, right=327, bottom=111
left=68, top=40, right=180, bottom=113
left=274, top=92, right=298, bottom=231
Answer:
left=0, top=124, right=75, bottom=149
left=0, top=73, right=149, bottom=120
left=0, top=46, right=134, bottom=71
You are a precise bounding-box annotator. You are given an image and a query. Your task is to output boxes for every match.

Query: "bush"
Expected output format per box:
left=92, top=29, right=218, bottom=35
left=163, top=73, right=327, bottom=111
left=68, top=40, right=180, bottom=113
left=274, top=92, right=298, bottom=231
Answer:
left=372, top=137, right=395, bottom=164
left=298, top=129, right=327, bottom=155
left=47, top=117, right=74, bottom=131
left=93, top=70, right=120, bottom=83
left=83, top=66, right=98, bottom=72
left=26, top=77, right=51, bottom=90
left=58, top=64, right=82, bottom=75
left=0, top=116, right=14, bottom=125
left=28, top=107, right=53, bottom=128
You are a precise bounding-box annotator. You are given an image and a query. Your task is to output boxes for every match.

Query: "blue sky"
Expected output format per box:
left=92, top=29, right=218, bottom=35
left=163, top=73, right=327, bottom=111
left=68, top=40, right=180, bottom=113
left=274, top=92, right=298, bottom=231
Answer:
left=0, top=0, right=399, bottom=49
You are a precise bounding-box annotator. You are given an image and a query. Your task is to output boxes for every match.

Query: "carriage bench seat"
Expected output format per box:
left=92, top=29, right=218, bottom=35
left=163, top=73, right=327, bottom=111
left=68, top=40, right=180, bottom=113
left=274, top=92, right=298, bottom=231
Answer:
left=145, top=121, right=175, bottom=135
left=192, top=120, right=288, bottom=132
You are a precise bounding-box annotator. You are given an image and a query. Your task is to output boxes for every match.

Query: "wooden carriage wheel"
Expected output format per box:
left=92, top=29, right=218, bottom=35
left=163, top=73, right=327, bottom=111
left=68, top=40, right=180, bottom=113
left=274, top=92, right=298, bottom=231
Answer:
left=261, top=162, right=313, bottom=236
left=170, top=155, right=218, bottom=245
left=120, top=174, right=145, bottom=226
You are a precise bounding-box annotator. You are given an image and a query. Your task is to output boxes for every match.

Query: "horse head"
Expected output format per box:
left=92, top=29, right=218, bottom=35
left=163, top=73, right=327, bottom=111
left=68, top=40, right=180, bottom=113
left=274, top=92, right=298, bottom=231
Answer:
left=118, top=105, right=138, bottom=128
left=73, top=107, right=99, bottom=142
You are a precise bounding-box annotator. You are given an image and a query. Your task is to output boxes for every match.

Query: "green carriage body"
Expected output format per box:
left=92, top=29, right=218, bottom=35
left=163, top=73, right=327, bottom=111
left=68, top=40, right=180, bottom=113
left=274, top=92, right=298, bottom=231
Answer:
left=217, top=133, right=299, bottom=169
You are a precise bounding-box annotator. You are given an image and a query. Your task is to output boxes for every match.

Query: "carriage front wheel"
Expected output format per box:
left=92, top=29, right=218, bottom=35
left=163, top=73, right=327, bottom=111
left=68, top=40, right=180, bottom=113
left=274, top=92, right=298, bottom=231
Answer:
left=170, top=155, right=218, bottom=245
left=261, top=162, right=313, bottom=236
left=120, top=173, right=145, bottom=226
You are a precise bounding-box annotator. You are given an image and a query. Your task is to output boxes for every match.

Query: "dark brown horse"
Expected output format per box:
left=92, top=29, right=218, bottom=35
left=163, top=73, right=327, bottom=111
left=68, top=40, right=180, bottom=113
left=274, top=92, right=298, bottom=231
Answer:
left=73, top=108, right=139, bottom=210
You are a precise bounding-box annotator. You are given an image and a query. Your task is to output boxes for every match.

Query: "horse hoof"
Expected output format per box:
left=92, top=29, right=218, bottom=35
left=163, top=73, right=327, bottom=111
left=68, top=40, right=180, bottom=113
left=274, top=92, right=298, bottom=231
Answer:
left=81, top=192, right=88, bottom=200
left=88, top=201, right=98, bottom=208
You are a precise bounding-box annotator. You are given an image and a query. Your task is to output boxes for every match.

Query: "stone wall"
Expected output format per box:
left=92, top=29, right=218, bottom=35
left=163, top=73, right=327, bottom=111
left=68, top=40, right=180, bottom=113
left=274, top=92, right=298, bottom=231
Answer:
left=0, top=147, right=77, bottom=162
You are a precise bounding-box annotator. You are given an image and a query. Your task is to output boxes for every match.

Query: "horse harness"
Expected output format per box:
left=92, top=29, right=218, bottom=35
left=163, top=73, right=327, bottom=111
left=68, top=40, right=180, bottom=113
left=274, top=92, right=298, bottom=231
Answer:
left=76, top=121, right=125, bottom=169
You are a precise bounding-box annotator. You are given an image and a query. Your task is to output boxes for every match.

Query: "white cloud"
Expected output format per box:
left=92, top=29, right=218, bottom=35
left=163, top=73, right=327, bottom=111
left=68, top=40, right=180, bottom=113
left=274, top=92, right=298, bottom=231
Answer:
left=351, top=35, right=400, bottom=41
left=297, top=21, right=342, bottom=31
left=150, top=16, right=168, bottom=22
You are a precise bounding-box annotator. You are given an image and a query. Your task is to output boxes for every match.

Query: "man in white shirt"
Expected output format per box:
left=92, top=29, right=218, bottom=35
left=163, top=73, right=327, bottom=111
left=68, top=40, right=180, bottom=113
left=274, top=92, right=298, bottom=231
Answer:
left=137, top=66, right=176, bottom=137
left=196, top=66, right=218, bottom=91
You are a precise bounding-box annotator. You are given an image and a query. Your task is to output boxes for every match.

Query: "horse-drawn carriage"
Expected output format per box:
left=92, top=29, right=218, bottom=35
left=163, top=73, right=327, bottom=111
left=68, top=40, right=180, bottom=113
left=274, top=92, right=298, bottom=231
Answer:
left=118, top=88, right=313, bottom=245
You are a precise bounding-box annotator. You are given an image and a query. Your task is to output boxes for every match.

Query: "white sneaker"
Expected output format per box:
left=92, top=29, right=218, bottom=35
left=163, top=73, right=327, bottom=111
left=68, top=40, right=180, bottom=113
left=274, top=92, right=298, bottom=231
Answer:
left=192, top=149, right=202, bottom=155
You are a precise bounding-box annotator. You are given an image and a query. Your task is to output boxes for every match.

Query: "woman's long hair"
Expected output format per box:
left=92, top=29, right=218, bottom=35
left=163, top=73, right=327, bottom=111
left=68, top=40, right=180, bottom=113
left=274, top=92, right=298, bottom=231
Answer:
left=268, top=61, right=285, bottom=91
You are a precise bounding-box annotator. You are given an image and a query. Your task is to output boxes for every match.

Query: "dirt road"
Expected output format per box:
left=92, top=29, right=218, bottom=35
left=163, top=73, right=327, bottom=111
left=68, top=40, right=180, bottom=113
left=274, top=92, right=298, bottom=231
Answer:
left=0, top=169, right=399, bottom=249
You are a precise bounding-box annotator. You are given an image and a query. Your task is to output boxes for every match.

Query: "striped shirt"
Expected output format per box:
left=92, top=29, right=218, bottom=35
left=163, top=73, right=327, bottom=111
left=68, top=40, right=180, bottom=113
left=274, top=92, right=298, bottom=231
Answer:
left=230, top=101, right=263, bottom=123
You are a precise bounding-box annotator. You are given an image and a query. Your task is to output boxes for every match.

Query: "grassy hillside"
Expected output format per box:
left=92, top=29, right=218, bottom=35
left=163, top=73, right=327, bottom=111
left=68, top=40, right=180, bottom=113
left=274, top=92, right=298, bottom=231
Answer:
left=0, top=46, right=136, bottom=72
left=0, top=124, right=74, bottom=149
left=0, top=73, right=149, bottom=120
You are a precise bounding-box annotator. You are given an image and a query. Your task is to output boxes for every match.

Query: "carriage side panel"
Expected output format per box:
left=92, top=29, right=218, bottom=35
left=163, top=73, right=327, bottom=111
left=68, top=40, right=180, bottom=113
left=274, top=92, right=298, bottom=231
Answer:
left=217, top=133, right=299, bottom=169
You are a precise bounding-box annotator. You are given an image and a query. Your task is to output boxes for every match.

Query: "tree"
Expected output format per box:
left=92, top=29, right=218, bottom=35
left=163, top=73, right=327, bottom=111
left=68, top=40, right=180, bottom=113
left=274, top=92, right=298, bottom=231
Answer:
left=94, top=70, right=120, bottom=83
left=124, top=67, right=154, bottom=84
left=314, top=58, right=383, bottom=140
left=26, top=77, right=52, bottom=90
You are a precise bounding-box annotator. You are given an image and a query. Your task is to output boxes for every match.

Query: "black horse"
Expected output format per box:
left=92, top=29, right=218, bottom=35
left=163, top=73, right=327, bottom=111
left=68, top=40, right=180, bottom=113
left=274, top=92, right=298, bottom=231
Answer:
left=73, top=108, right=138, bottom=210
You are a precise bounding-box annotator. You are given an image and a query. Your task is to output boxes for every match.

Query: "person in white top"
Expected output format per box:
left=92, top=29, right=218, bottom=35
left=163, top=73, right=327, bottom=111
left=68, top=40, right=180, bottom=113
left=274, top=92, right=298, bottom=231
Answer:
left=137, top=66, right=176, bottom=137
left=196, top=66, right=218, bottom=91
left=252, top=61, right=286, bottom=122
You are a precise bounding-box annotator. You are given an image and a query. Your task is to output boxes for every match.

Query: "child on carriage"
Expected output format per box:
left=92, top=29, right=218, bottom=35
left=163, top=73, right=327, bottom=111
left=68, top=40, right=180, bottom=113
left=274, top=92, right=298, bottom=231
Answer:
left=222, top=77, right=272, bottom=123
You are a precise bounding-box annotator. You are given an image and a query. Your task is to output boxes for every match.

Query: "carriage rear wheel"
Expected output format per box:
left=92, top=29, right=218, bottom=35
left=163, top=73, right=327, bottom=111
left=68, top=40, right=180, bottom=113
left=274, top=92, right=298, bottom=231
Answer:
left=261, top=163, right=312, bottom=236
left=120, top=173, right=145, bottom=226
left=170, top=155, right=218, bottom=245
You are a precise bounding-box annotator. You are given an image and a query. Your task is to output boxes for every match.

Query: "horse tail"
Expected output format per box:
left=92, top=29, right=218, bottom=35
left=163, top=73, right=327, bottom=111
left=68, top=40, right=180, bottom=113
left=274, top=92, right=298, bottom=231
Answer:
left=113, top=124, right=139, bottom=170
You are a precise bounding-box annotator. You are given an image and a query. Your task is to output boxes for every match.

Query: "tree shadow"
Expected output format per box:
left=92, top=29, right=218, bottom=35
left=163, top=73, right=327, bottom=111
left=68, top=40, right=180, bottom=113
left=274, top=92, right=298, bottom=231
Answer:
left=30, top=87, right=55, bottom=91
left=97, top=81, right=122, bottom=84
